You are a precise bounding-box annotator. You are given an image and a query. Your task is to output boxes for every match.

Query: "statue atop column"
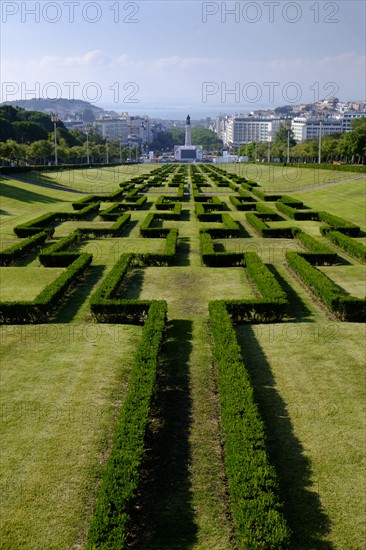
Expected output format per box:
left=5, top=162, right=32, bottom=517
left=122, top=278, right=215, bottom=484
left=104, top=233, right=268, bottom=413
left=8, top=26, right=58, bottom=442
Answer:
left=186, top=114, right=191, bottom=125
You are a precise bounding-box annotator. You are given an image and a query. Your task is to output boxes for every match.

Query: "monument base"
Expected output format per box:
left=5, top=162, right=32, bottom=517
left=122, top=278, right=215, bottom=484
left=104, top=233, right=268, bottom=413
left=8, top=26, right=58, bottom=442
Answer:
left=174, top=145, right=203, bottom=162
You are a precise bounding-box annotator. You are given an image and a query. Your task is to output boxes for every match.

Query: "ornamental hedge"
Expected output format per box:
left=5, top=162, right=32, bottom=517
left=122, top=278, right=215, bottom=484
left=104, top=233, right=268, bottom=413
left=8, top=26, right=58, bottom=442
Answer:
left=0, top=253, right=92, bottom=324
left=296, top=232, right=337, bottom=265
left=209, top=301, right=291, bottom=548
left=230, top=196, right=257, bottom=211
left=200, top=230, right=244, bottom=267
left=14, top=202, right=100, bottom=237
left=252, top=189, right=283, bottom=202
left=0, top=230, right=51, bottom=266
left=140, top=213, right=171, bottom=238
left=87, top=300, right=167, bottom=549
left=90, top=254, right=153, bottom=324
left=276, top=202, right=319, bottom=221
left=246, top=213, right=300, bottom=239
left=286, top=252, right=365, bottom=322
left=324, top=231, right=366, bottom=263
left=318, top=211, right=360, bottom=237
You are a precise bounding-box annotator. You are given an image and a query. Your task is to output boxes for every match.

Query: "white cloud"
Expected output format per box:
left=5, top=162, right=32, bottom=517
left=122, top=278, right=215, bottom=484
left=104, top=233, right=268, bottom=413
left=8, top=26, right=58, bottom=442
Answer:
left=150, top=55, right=217, bottom=72
left=35, top=50, right=138, bottom=69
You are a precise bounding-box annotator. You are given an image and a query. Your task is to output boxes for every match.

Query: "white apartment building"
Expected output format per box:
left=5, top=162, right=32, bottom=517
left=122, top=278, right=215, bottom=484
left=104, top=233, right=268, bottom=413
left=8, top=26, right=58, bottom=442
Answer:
left=223, top=117, right=281, bottom=147
left=94, top=117, right=128, bottom=143
left=291, top=117, right=342, bottom=142
left=341, top=111, right=366, bottom=132
left=127, top=115, right=151, bottom=145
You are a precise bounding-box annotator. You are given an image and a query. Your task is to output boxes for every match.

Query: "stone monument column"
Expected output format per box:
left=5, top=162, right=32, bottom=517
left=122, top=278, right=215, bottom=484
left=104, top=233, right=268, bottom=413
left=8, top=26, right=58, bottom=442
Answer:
left=185, top=115, right=192, bottom=146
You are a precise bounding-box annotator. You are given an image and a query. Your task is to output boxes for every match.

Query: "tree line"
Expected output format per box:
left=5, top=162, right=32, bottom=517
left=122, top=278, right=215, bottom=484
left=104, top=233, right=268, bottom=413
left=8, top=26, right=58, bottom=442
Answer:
left=237, top=119, right=366, bottom=164
left=0, top=106, right=140, bottom=165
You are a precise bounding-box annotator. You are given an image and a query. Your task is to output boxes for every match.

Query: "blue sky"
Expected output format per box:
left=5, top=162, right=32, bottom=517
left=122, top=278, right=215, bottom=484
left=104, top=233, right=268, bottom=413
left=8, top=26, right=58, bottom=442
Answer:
left=1, top=1, right=365, bottom=117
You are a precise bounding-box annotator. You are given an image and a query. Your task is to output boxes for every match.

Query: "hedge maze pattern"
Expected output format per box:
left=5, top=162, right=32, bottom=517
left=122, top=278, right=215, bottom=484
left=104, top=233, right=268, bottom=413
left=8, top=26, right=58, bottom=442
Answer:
left=1, top=162, right=365, bottom=548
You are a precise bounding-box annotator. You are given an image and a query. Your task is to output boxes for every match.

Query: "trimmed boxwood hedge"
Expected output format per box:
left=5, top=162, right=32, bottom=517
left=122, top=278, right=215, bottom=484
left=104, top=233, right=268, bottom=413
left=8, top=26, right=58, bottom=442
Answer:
left=256, top=203, right=284, bottom=221
left=296, top=232, right=337, bottom=265
left=14, top=202, right=100, bottom=237
left=0, top=253, right=92, bottom=324
left=286, top=252, right=365, bottom=321
left=324, top=231, right=366, bottom=263
left=209, top=301, right=291, bottom=548
left=87, top=300, right=167, bottom=548
left=252, top=189, right=283, bottom=201
left=0, top=230, right=51, bottom=266
left=276, top=201, right=319, bottom=221
left=318, top=211, right=360, bottom=237
left=200, top=230, right=244, bottom=267
left=246, top=213, right=300, bottom=239
left=245, top=252, right=287, bottom=303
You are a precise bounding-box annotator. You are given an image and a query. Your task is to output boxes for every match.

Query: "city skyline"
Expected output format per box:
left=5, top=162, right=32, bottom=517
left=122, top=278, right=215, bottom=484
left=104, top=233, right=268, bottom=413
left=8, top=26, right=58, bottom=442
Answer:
left=1, top=1, right=365, bottom=117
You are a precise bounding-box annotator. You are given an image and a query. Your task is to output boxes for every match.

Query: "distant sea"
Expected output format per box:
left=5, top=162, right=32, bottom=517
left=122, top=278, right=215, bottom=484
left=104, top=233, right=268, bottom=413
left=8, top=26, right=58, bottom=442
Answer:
left=101, top=104, right=270, bottom=121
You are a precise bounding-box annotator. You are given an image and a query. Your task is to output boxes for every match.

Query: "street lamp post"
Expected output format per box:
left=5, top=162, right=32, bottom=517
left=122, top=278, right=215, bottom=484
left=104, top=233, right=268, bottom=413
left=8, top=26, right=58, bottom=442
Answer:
left=85, top=127, right=90, bottom=164
left=51, top=113, right=58, bottom=166
left=105, top=137, right=109, bottom=164
left=318, top=118, right=323, bottom=165
left=287, top=129, right=290, bottom=163
left=268, top=131, right=272, bottom=163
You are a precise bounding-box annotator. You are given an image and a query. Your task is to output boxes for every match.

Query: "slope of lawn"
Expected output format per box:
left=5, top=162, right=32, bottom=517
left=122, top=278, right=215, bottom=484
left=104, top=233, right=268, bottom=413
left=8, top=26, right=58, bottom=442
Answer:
left=0, top=322, right=142, bottom=549
left=0, top=165, right=365, bottom=549
left=13, top=164, right=158, bottom=193
left=223, top=162, right=366, bottom=193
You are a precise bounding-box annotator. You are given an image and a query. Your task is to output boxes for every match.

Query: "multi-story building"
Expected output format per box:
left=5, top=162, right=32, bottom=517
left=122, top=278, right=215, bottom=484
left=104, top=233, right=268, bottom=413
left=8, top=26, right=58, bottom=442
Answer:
left=341, top=111, right=366, bottom=132
left=127, top=115, right=151, bottom=145
left=94, top=117, right=128, bottom=143
left=223, top=116, right=281, bottom=147
left=291, top=116, right=342, bottom=142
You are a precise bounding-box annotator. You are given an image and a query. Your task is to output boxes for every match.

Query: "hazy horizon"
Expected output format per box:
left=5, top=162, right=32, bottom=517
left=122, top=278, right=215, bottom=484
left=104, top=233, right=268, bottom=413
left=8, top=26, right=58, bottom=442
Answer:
left=1, top=1, right=364, bottom=113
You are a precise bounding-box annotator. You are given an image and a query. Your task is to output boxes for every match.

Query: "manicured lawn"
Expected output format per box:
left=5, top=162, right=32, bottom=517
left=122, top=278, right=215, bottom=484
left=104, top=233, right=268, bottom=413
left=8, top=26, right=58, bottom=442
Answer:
left=0, top=164, right=365, bottom=549
left=236, top=321, right=366, bottom=549
left=0, top=322, right=142, bottom=549
left=0, top=267, right=65, bottom=300
left=224, top=163, right=366, bottom=193
left=15, top=164, right=158, bottom=193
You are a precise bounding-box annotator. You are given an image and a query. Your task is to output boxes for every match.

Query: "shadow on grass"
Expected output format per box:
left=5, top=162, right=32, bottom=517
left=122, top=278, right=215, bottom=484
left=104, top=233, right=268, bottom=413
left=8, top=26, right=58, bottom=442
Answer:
left=236, top=325, right=333, bottom=549
left=129, top=319, right=197, bottom=550
left=180, top=209, right=191, bottom=222
left=120, top=219, right=139, bottom=237
left=51, top=265, right=105, bottom=323
left=175, top=237, right=190, bottom=266
left=122, top=268, right=145, bottom=299
left=0, top=181, right=61, bottom=203
left=267, top=265, right=315, bottom=322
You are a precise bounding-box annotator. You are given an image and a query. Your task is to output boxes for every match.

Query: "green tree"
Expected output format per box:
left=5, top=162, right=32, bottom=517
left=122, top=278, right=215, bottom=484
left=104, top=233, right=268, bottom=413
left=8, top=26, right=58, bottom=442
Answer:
left=29, top=140, right=53, bottom=164
left=0, top=118, right=14, bottom=141
left=12, top=121, right=48, bottom=143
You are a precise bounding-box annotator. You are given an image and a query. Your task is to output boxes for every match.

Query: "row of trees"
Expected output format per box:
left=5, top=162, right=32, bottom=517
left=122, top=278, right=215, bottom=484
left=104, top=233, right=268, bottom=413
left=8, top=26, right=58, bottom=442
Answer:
left=0, top=138, right=140, bottom=166
left=237, top=119, right=366, bottom=164
left=0, top=105, right=141, bottom=165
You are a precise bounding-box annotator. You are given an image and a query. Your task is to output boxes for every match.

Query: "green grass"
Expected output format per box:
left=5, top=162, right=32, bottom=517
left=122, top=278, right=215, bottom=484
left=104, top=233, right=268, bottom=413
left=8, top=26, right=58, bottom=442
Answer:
left=295, top=180, right=366, bottom=230
left=123, top=266, right=255, bottom=318
left=0, top=165, right=365, bottom=549
left=0, top=267, right=65, bottom=300
left=0, top=322, right=142, bottom=549
left=223, top=163, right=366, bottom=193
left=15, top=164, right=158, bottom=193
left=236, top=321, right=366, bottom=549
